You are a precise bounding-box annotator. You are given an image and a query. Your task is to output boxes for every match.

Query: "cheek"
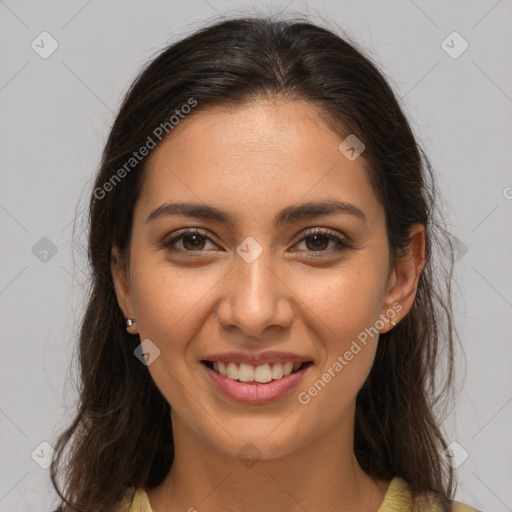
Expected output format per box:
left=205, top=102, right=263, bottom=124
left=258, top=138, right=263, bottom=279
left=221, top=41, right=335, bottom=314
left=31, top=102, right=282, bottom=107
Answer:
left=294, top=278, right=381, bottom=423
left=303, top=261, right=387, bottom=337
left=297, top=261, right=386, bottom=396
left=129, top=264, right=218, bottom=407
left=131, top=254, right=221, bottom=341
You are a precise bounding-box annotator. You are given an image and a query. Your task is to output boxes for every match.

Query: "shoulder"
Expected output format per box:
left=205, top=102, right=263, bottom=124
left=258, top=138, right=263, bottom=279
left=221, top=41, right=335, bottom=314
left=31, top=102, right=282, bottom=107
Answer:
left=452, top=502, right=482, bottom=512
left=378, top=477, right=483, bottom=512
left=49, top=489, right=150, bottom=512
left=116, top=487, right=152, bottom=512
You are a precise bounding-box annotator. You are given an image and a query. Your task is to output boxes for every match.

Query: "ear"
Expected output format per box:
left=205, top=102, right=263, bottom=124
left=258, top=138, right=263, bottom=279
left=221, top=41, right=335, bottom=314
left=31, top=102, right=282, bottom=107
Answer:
left=379, top=224, right=426, bottom=333
left=111, top=245, right=138, bottom=335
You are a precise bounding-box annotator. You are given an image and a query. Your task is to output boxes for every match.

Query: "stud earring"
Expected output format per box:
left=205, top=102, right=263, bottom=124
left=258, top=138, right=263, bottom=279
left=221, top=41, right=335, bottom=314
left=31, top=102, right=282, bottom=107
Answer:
left=390, top=320, right=396, bottom=326
left=126, top=318, right=136, bottom=328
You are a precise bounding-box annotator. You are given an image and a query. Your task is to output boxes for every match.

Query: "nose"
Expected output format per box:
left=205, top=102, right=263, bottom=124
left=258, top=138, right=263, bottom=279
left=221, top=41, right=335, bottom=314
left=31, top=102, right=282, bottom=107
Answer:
left=215, top=248, right=294, bottom=338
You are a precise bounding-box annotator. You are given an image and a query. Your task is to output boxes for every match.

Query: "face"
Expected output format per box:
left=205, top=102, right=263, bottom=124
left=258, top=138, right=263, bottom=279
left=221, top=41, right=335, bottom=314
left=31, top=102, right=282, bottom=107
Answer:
left=112, top=97, right=424, bottom=461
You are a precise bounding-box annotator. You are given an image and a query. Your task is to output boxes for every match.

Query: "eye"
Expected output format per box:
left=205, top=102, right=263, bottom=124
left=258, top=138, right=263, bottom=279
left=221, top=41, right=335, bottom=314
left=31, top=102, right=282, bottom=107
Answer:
left=291, top=228, right=352, bottom=255
left=162, top=229, right=218, bottom=255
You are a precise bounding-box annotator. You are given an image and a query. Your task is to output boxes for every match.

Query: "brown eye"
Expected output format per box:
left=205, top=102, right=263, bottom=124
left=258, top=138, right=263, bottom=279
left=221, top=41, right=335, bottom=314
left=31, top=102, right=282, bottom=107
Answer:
left=181, top=234, right=207, bottom=251
left=292, top=228, right=352, bottom=255
left=163, top=229, right=217, bottom=254
left=304, top=234, right=331, bottom=251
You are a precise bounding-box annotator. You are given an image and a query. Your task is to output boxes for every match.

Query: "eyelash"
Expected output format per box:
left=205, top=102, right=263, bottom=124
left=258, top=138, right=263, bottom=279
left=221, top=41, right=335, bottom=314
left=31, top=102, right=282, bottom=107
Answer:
left=162, top=227, right=353, bottom=257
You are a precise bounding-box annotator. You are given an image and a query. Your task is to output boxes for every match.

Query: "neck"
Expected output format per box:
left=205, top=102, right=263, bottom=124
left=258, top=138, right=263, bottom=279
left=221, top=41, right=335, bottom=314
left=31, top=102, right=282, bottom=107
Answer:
left=147, top=406, right=390, bottom=512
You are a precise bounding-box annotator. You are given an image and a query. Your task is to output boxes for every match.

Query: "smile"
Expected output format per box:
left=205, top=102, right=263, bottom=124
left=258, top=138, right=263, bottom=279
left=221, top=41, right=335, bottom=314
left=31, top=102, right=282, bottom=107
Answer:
left=201, top=360, right=314, bottom=403
left=203, top=360, right=310, bottom=383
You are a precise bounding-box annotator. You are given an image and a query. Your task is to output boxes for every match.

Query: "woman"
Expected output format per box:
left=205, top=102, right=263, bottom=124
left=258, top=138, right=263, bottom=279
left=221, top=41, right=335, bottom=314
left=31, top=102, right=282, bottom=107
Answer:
left=50, top=15, right=481, bottom=512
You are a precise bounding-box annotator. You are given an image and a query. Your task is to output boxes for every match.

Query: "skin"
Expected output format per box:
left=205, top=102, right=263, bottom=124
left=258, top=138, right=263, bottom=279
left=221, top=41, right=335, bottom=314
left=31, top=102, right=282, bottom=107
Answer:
left=111, top=97, right=425, bottom=512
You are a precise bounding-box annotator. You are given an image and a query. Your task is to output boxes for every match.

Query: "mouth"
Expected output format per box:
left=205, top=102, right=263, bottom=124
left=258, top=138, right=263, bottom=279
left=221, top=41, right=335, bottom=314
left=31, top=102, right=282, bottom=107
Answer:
left=201, top=360, right=313, bottom=383
left=200, top=359, right=314, bottom=403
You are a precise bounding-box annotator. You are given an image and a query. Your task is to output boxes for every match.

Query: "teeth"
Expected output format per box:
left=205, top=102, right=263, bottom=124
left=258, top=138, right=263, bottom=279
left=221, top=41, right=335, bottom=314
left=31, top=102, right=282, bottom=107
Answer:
left=238, top=363, right=254, bottom=382
left=283, top=362, right=294, bottom=376
left=254, top=363, right=272, bottom=383
left=271, top=362, right=284, bottom=379
left=210, top=361, right=306, bottom=383
left=226, top=362, right=239, bottom=380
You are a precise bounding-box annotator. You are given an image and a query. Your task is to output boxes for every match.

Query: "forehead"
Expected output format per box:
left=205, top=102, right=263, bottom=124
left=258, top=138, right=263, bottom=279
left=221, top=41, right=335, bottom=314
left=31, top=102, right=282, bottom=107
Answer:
left=137, top=98, right=383, bottom=229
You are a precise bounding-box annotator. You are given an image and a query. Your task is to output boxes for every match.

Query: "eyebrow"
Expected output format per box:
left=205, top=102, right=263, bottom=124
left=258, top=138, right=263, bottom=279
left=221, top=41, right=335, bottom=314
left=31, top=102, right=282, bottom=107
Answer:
left=145, top=199, right=366, bottom=226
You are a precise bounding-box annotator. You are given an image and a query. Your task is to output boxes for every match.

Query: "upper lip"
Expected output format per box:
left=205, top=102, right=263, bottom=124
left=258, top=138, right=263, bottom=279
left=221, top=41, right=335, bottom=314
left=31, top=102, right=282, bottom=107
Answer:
left=201, top=350, right=313, bottom=366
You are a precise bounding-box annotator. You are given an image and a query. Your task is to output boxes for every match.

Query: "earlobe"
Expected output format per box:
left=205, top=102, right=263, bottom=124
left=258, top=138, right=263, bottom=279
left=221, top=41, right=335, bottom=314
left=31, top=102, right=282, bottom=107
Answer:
left=379, top=224, right=426, bottom=333
left=111, top=245, right=139, bottom=334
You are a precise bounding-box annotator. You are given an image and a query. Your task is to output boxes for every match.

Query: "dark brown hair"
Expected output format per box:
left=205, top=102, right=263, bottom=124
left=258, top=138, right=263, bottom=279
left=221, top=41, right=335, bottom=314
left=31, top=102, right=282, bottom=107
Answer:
left=51, top=15, right=459, bottom=511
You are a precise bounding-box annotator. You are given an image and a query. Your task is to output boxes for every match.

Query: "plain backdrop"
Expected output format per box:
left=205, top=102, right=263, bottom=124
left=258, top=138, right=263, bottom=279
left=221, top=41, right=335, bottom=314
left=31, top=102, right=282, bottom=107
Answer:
left=1, top=1, right=511, bottom=511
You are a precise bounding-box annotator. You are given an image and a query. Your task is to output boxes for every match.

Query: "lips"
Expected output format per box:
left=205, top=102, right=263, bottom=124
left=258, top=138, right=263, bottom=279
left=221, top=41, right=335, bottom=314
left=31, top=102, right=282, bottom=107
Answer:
left=201, top=353, right=313, bottom=404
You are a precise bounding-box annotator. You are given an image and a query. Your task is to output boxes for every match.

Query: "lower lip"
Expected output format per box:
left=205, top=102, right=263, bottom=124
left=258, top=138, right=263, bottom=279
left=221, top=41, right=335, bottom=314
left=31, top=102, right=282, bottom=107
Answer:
left=201, top=362, right=312, bottom=404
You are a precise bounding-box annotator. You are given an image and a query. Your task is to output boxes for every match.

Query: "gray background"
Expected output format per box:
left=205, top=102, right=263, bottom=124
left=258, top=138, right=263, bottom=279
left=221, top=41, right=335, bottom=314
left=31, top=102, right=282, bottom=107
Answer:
left=1, top=1, right=511, bottom=511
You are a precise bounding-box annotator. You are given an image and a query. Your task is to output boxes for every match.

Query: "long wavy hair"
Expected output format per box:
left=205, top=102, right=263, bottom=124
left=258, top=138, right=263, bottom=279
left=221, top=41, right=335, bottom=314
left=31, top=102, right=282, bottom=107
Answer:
left=51, top=15, right=459, bottom=511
